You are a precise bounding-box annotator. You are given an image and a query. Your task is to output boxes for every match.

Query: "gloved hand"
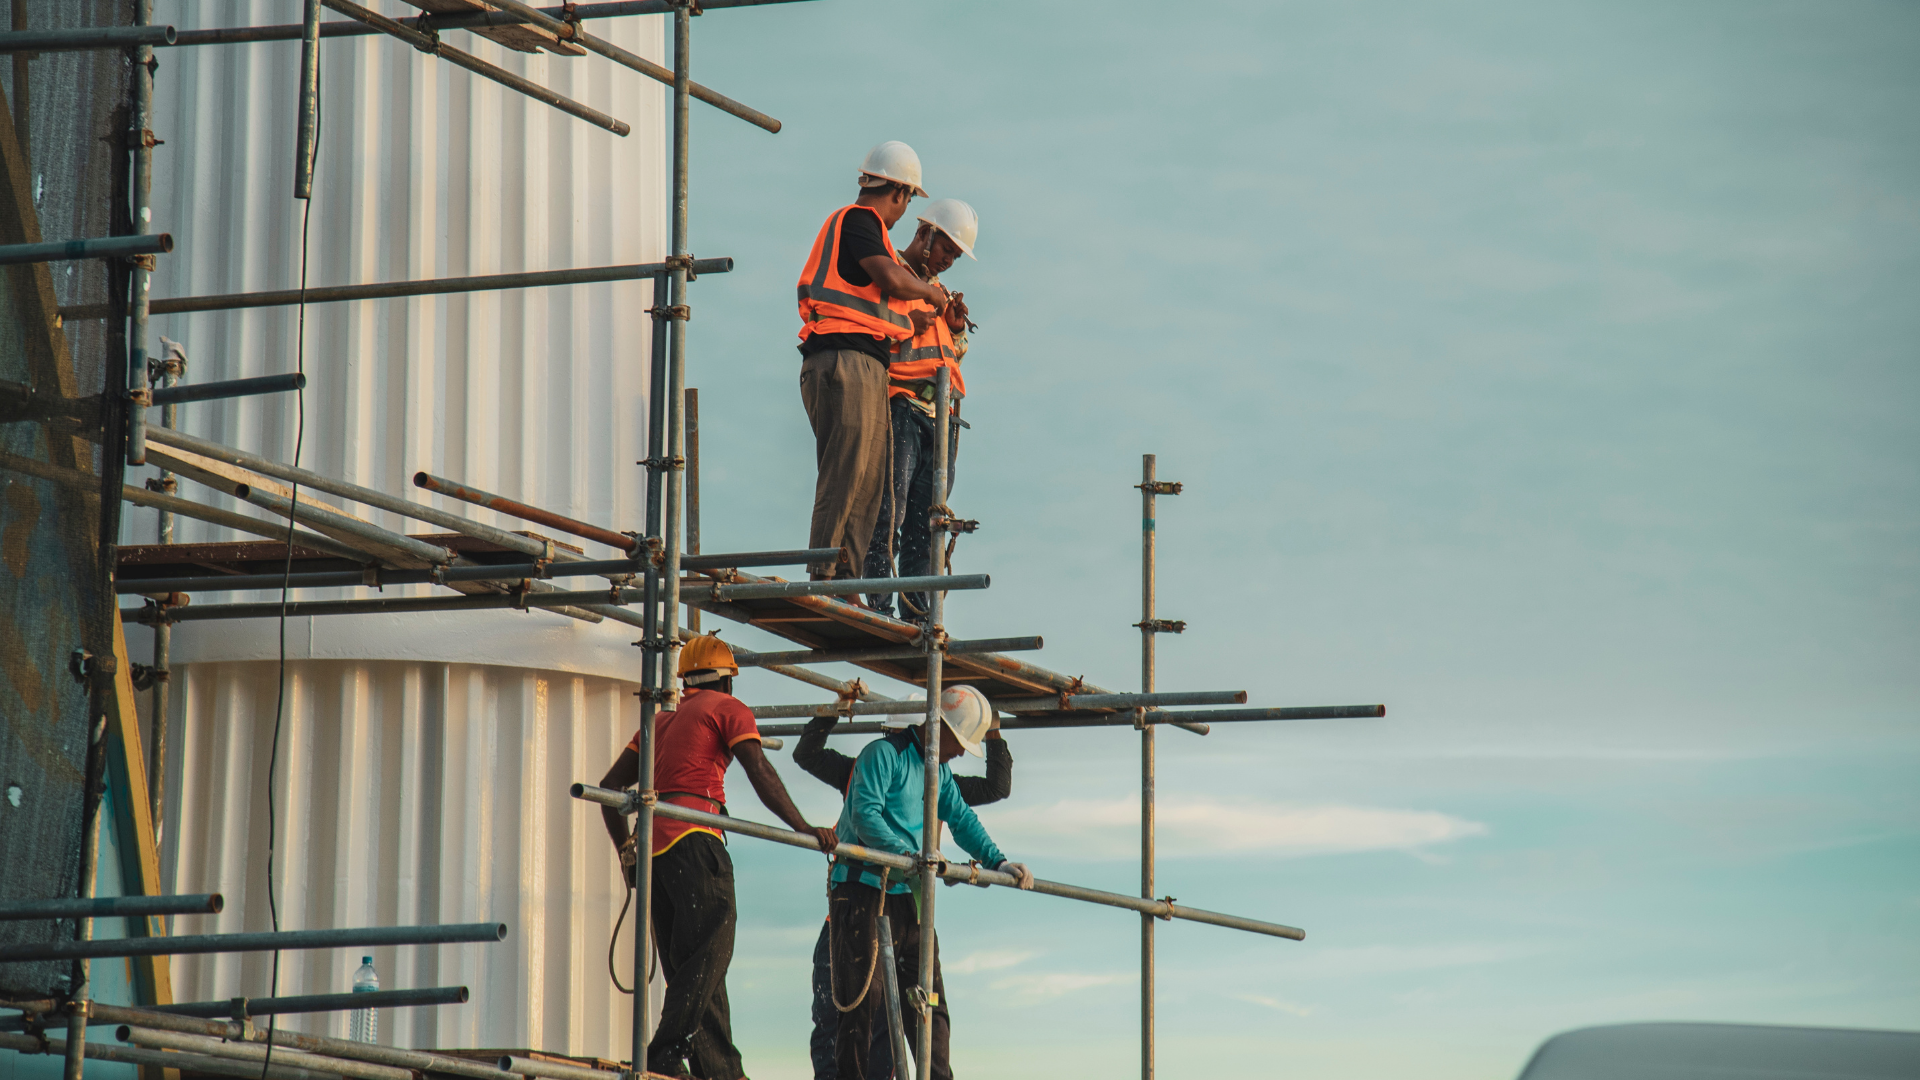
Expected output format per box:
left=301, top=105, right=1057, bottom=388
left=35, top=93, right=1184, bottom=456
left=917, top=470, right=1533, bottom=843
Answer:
left=619, top=833, right=638, bottom=889
left=997, top=860, right=1034, bottom=890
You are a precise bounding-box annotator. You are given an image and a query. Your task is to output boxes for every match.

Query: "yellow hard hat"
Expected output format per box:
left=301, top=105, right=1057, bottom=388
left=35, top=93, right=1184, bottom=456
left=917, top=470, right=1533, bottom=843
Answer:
left=677, top=635, right=738, bottom=683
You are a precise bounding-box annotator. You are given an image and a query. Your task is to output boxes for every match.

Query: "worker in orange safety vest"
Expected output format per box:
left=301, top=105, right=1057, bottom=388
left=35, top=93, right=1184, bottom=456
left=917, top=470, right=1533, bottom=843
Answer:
left=862, top=198, right=978, bottom=621
left=796, top=141, right=954, bottom=584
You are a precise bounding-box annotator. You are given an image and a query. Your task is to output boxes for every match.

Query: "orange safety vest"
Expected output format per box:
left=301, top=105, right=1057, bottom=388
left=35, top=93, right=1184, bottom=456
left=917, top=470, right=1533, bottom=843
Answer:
left=796, top=205, right=916, bottom=345
left=888, top=297, right=966, bottom=401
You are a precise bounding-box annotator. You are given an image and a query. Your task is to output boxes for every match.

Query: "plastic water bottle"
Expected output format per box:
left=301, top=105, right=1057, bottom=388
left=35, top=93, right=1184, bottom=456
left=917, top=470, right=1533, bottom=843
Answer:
left=350, top=956, right=379, bottom=1043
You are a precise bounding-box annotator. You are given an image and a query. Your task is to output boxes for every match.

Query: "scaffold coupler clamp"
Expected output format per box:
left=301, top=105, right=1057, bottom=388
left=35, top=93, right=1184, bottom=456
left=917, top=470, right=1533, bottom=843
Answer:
left=143, top=474, right=177, bottom=495
left=632, top=685, right=674, bottom=703
left=509, top=579, right=534, bottom=612
left=126, top=386, right=152, bottom=409
left=943, top=858, right=986, bottom=888
left=835, top=680, right=866, bottom=717
left=663, top=253, right=700, bottom=280
left=907, top=986, right=937, bottom=1015
left=364, top=565, right=384, bottom=591
left=1057, top=676, right=1087, bottom=713
left=1130, top=706, right=1148, bottom=731
left=1136, top=480, right=1183, bottom=496
left=535, top=537, right=556, bottom=577
left=1135, top=618, right=1186, bottom=635
left=408, top=11, right=440, bottom=53
left=629, top=788, right=659, bottom=816
left=1157, top=895, right=1179, bottom=921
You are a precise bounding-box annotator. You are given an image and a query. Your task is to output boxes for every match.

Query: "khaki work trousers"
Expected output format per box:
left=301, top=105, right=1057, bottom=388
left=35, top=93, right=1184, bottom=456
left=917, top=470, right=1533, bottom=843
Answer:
left=800, top=349, right=891, bottom=579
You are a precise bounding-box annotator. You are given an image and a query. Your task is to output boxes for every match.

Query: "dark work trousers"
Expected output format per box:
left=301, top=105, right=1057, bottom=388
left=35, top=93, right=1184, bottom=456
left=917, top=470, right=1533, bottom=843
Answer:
left=830, top=880, right=949, bottom=1080
left=810, top=920, right=893, bottom=1080
left=649, top=833, right=745, bottom=1080
left=863, top=397, right=960, bottom=619
left=800, top=349, right=892, bottom=579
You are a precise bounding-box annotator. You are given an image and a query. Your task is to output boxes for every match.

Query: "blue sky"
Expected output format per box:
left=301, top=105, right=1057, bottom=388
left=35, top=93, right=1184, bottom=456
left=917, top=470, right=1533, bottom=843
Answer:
left=647, top=1, right=1916, bottom=1076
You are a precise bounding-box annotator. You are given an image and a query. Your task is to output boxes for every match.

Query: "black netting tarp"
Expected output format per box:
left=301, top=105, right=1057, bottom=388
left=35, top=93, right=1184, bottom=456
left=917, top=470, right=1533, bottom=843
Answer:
left=0, top=0, right=133, bottom=998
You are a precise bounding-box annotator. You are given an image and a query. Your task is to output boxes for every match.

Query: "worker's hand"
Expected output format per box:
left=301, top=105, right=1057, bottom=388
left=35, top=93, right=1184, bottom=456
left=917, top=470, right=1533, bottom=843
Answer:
left=910, top=308, right=937, bottom=335
left=619, top=834, right=639, bottom=889
left=943, top=291, right=969, bottom=329
left=997, top=861, right=1035, bottom=890
left=810, top=825, right=840, bottom=855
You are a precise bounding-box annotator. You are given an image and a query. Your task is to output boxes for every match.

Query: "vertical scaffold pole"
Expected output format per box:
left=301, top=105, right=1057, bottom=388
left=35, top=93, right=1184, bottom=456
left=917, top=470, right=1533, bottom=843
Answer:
left=1139, top=453, right=1157, bottom=1080
left=293, top=0, right=321, bottom=199
left=638, top=3, right=694, bottom=1070
left=148, top=354, right=179, bottom=865
left=917, top=365, right=952, bottom=1080
left=685, top=387, right=700, bottom=634
left=64, top=716, right=108, bottom=1080
left=125, top=0, right=155, bottom=466
left=632, top=273, right=668, bottom=1074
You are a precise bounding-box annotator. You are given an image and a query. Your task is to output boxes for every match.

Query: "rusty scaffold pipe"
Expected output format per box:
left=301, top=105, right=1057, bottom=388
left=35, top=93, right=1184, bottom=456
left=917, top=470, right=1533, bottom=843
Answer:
left=570, top=785, right=1306, bottom=941
left=319, top=0, right=629, bottom=135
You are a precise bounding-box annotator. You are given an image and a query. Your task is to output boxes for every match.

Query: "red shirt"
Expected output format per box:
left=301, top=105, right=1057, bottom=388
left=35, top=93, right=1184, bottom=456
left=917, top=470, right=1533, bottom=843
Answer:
left=628, top=688, right=761, bottom=855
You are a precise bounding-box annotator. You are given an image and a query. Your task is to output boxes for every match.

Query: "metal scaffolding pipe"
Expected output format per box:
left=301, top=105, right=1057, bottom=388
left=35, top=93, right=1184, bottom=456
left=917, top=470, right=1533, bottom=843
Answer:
left=415, top=471, right=635, bottom=552
left=234, top=485, right=455, bottom=564
left=147, top=371, right=305, bottom=406
left=993, top=690, right=1246, bottom=712
left=95, top=1004, right=517, bottom=1080
left=0, top=922, right=506, bottom=964
left=121, top=1026, right=412, bottom=1080
left=498, top=1055, right=622, bottom=1080
left=0, top=233, right=171, bottom=266
left=0, top=1031, right=342, bottom=1080
left=166, top=0, right=819, bottom=48
left=569, top=786, right=1306, bottom=941
left=0, top=25, right=175, bottom=52
left=7, top=987, right=468, bottom=1028
left=61, top=258, right=734, bottom=321
left=320, top=0, right=629, bottom=134
left=749, top=700, right=931, bottom=719
left=472, top=0, right=781, bottom=132
left=733, top=635, right=1043, bottom=668
left=112, top=549, right=849, bottom=596
left=689, top=573, right=988, bottom=602
left=0, top=894, right=221, bottom=921
left=120, top=484, right=373, bottom=564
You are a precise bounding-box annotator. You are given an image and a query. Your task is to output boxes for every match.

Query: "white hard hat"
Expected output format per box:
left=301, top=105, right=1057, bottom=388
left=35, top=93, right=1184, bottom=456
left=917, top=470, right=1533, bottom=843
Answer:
left=858, top=141, right=927, bottom=199
left=878, top=686, right=993, bottom=757
left=916, top=199, right=978, bottom=260
left=939, top=684, right=992, bottom=758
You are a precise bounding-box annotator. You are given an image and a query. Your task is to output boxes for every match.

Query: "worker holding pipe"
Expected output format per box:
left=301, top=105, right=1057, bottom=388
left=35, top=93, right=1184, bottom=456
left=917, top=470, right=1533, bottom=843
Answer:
left=797, top=141, right=954, bottom=584
left=793, top=689, right=1013, bottom=1080
left=824, top=685, right=1034, bottom=1080
left=863, top=199, right=979, bottom=622
left=599, top=635, right=839, bottom=1080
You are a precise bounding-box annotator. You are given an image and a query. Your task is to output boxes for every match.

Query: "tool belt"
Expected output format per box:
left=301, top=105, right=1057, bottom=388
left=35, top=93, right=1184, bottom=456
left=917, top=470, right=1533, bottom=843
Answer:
left=656, top=791, right=728, bottom=816
left=889, top=376, right=964, bottom=405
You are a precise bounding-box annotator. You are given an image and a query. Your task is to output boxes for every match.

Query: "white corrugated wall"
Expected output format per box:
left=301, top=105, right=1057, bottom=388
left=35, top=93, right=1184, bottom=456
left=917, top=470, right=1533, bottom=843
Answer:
left=126, top=2, right=669, bottom=1057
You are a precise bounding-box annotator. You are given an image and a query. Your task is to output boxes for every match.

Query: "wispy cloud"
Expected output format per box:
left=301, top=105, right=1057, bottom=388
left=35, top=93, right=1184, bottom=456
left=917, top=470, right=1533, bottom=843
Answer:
left=988, top=972, right=1137, bottom=999
left=946, top=949, right=1036, bottom=975
left=977, top=798, right=1487, bottom=860
left=1237, top=994, right=1315, bottom=1016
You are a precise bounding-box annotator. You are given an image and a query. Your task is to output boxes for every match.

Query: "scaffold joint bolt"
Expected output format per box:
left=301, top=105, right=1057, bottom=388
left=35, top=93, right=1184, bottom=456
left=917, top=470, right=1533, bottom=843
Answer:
left=1136, top=480, right=1183, bottom=495
left=1135, top=618, right=1186, bottom=634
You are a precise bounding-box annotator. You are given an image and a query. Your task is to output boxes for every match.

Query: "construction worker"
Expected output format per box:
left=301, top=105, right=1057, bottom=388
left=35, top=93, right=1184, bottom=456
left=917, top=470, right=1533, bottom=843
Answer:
left=862, top=199, right=978, bottom=620
left=797, top=141, right=954, bottom=583
left=598, top=635, right=838, bottom=1080
left=825, top=685, right=1034, bottom=1080
left=793, top=690, right=1013, bottom=1080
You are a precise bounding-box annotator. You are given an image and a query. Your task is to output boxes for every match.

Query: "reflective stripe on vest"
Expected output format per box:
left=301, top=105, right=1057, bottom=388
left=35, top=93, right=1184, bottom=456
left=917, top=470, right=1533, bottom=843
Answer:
left=796, top=205, right=914, bottom=342
left=888, top=296, right=966, bottom=400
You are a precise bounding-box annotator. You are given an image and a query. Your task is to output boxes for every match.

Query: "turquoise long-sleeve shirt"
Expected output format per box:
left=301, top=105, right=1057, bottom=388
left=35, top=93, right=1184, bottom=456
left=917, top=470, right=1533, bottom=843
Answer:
left=831, top=730, right=1007, bottom=894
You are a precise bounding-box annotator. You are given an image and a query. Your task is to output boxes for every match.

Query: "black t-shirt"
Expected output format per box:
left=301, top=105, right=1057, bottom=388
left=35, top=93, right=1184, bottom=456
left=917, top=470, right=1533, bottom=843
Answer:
left=800, top=205, right=894, bottom=364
